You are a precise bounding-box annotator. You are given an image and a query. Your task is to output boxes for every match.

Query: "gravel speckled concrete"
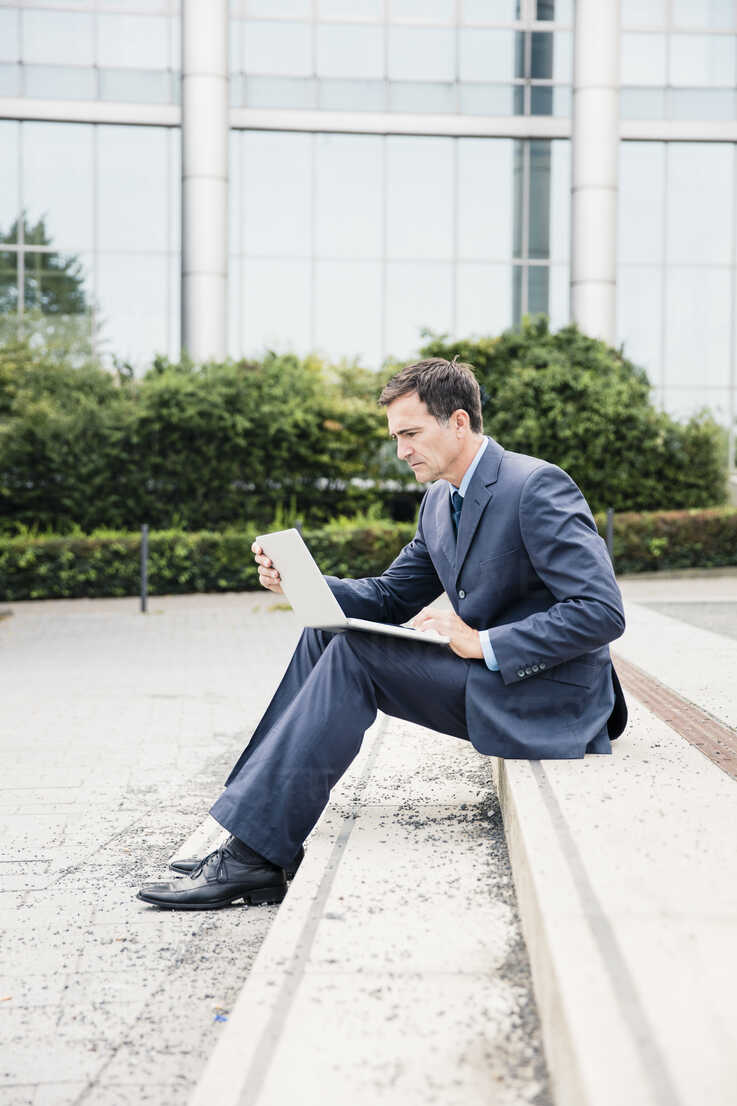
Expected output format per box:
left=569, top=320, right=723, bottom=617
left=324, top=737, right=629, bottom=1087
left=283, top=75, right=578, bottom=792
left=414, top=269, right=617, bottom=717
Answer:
left=0, top=594, right=550, bottom=1106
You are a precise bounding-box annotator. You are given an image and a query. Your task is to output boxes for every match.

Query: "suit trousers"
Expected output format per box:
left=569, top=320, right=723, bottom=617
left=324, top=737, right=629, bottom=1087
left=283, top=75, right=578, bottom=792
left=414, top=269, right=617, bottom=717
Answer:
left=209, top=628, right=472, bottom=867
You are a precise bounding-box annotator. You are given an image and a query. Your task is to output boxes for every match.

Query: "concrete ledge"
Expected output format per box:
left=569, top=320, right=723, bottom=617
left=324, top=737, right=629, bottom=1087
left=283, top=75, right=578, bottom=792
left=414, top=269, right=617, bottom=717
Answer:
left=496, top=684, right=737, bottom=1106
left=188, top=715, right=547, bottom=1106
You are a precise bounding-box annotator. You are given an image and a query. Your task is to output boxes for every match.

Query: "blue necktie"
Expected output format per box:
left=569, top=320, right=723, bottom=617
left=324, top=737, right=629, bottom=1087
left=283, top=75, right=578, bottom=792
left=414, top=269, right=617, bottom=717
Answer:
left=451, top=490, right=463, bottom=537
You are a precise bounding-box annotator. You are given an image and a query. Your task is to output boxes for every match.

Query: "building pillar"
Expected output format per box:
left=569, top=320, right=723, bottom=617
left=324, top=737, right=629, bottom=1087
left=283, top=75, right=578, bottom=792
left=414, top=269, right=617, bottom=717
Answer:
left=570, top=0, right=620, bottom=344
left=181, top=0, right=228, bottom=362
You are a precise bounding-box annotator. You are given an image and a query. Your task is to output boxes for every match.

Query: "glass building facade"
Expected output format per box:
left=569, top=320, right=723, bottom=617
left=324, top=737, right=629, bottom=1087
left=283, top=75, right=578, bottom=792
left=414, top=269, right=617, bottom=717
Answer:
left=0, top=0, right=735, bottom=435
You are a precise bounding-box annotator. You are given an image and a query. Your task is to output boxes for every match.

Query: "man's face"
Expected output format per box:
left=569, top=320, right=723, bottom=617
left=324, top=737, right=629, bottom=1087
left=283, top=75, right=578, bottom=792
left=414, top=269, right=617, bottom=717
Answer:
left=386, top=391, right=463, bottom=484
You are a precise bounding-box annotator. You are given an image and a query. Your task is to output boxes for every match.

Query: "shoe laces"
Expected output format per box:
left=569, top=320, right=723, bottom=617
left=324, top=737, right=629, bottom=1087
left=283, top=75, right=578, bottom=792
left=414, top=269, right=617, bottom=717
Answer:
left=191, top=844, right=231, bottom=883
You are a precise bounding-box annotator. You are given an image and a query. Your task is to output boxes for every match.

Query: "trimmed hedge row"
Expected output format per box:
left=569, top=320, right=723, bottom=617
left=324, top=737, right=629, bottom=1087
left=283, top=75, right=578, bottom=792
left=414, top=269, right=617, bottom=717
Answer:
left=1, top=509, right=736, bottom=602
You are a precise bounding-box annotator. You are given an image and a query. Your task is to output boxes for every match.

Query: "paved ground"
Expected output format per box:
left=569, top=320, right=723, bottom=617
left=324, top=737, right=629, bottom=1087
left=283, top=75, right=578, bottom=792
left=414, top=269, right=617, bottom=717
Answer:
left=0, top=593, right=550, bottom=1106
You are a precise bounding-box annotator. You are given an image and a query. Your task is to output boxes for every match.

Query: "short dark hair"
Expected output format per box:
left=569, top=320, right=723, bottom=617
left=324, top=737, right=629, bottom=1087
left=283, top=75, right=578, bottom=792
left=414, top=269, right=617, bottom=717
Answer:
left=379, top=356, right=484, bottom=434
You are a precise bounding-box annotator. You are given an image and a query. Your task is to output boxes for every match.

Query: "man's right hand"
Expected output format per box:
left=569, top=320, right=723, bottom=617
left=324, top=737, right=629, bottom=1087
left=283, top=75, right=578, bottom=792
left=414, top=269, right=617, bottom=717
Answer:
left=252, top=542, right=284, bottom=594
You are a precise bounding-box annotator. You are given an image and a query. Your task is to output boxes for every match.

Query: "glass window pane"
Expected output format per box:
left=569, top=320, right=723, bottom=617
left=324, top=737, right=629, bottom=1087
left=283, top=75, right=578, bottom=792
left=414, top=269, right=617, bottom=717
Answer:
left=98, top=15, right=169, bottom=69
left=243, top=20, right=312, bottom=77
left=319, top=78, right=384, bottom=110
left=241, top=258, right=312, bottom=355
left=23, top=249, right=92, bottom=317
left=457, top=138, right=514, bottom=261
left=23, top=122, right=94, bottom=252
left=530, top=84, right=553, bottom=115
left=388, top=27, right=455, bottom=81
left=662, top=388, right=731, bottom=424
left=456, top=263, right=511, bottom=336
left=23, top=65, right=97, bottom=100
left=529, top=140, right=551, bottom=259
left=666, top=143, right=732, bottom=265
left=314, top=260, right=382, bottom=367
left=621, top=0, right=667, bottom=28
left=97, top=125, right=169, bottom=252
left=247, top=0, right=311, bottom=15
left=670, top=34, right=736, bottom=87
left=536, top=0, right=573, bottom=21
left=528, top=265, right=549, bottom=315
left=315, top=134, right=383, bottom=259
left=242, top=131, right=312, bottom=257
left=459, top=29, right=515, bottom=82
left=552, top=31, right=572, bottom=81
left=463, top=0, right=519, bottom=23
left=391, top=0, right=455, bottom=23
left=22, top=10, right=94, bottom=67
left=552, top=85, right=571, bottom=116
left=672, top=0, right=736, bottom=30
left=0, top=63, right=20, bottom=97
left=548, top=263, right=569, bottom=330
left=100, top=69, right=173, bottom=103
left=318, top=0, right=382, bottom=18
left=664, top=267, right=731, bottom=389
left=620, top=87, right=667, bottom=118
left=97, top=252, right=169, bottom=367
left=617, top=266, right=663, bottom=387
left=618, top=142, right=665, bottom=265
left=0, top=9, right=19, bottom=63
left=530, top=32, right=553, bottom=79
left=389, top=81, right=456, bottom=113
left=0, top=249, right=19, bottom=314
left=228, top=251, right=241, bottom=358
left=317, top=24, right=384, bottom=79
left=458, top=82, right=515, bottom=114
left=549, top=139, right=569, bottom=262
left=386, top=136, right=454, bottom=261
left=671, top=88, right=736, bottom=121
left=0, top=121, right=19, bottom=243
left=385, top=261, right=454, bottom=359
left=247, top=76, right=318, bottom=109
left=621, top=33, right=667, bottom=85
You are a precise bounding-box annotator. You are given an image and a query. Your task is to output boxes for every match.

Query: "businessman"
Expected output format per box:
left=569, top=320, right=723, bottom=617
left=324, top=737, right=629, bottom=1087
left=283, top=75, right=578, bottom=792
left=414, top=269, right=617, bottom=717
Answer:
left=138, top=357, right=627, bottom=910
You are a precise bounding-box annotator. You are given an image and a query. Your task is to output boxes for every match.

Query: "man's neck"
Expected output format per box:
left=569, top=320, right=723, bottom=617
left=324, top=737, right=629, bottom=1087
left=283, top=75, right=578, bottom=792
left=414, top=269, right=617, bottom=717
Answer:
left=449, top=435, right=486, bottom=489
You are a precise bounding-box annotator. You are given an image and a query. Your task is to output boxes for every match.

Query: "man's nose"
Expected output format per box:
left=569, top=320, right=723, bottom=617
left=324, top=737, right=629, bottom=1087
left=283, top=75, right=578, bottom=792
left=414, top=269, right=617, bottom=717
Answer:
left=397, top=440, right=412, bottom=460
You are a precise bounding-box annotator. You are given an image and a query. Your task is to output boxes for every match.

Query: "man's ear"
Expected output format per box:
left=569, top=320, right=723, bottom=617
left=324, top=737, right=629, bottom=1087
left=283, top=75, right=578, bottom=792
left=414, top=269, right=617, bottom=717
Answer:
left=453, top=409, right=470, bottom=434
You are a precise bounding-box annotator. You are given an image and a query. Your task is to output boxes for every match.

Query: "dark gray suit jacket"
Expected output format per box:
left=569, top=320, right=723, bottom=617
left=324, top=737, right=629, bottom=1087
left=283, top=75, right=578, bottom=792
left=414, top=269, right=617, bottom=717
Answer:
left=328, top=436, right=627, bottom=759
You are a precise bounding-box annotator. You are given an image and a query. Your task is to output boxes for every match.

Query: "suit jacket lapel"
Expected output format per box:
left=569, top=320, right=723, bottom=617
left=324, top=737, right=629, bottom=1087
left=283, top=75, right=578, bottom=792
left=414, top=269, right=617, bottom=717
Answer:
left=453, top=437, right=503, bottom=587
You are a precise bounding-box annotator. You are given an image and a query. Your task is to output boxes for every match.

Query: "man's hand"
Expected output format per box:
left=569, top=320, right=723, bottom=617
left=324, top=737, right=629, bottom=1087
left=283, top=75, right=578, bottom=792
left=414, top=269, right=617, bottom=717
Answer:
left=252, top=542, right=284, bottom=594
left=410, top=607, right=483, bottom=659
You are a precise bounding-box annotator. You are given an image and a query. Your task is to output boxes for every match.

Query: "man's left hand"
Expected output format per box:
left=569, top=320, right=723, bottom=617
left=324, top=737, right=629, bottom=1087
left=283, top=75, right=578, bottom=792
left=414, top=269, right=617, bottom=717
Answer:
left=411, top=607, right=483, bottom=659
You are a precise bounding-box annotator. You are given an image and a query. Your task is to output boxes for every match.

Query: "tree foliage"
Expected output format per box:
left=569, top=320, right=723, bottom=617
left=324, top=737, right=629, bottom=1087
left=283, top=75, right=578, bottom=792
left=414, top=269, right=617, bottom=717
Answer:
left=420, top=317, right=727, bottom=511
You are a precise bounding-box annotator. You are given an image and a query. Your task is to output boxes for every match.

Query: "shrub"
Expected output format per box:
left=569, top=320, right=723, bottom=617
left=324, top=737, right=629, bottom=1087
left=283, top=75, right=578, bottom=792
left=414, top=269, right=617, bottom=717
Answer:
left=1, top=510, right=735, bottom=602
left=420, top=318, right=727, bottom=512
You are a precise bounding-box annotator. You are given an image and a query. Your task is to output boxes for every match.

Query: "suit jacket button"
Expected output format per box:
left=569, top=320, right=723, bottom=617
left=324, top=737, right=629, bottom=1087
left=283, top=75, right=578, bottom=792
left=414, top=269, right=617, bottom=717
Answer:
left=458, top=589, right=466, bottom=599
left=532, top=664, right=539, bottom=672
left=517, top=670, right=526, bottom=679
left=525, top=668, right=532, bottom=676
left=539, top=662, right=547, bottom=670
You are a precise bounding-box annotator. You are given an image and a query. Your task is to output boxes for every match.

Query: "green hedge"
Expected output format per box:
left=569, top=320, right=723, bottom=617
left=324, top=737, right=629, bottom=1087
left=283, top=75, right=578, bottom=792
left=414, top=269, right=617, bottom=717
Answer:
left=2, top=510, right=735, bottom=602
left=597, top=507, right=737, bottom=575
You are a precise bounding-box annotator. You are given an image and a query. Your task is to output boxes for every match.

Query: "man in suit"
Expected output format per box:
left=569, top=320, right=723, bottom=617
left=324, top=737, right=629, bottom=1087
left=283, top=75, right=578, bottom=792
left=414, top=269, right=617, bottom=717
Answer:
left=138, top=357, right=627, bottom=911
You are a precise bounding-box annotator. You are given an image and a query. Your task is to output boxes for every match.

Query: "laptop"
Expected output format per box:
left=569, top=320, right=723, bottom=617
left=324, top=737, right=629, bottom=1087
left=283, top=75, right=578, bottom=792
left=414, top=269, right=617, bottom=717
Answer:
left=255, top=528, right=450, bottom=646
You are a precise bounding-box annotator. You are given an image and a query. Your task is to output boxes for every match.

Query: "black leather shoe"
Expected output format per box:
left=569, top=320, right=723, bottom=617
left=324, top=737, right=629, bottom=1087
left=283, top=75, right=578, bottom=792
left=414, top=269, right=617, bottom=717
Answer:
left=170, top=840, right=304, bottom=881
left=137, top=842, right=287, bottom=911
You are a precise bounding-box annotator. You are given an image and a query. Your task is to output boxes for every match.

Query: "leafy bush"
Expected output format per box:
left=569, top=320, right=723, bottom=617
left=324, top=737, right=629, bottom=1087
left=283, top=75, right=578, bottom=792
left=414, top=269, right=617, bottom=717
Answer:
left=2, top=510, right=735, bottom=602
left=595, top=507, right=737, bottom=574
left=0, top=341, right=387, bottom=535
left=420, top=318, right=727, bottom=512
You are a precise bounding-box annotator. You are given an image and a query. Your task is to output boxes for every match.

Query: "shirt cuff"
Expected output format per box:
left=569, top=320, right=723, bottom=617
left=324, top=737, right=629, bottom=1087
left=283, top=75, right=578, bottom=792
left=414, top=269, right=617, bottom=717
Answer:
left=479, top=629, right=500, bottom=671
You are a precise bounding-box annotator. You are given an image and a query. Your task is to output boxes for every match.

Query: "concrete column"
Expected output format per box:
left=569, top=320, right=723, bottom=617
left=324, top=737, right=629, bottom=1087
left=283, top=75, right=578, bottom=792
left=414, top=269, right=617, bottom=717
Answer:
left=181, top=0, right=228, bottom=362
left=570, top=0, right=620, bottom=344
